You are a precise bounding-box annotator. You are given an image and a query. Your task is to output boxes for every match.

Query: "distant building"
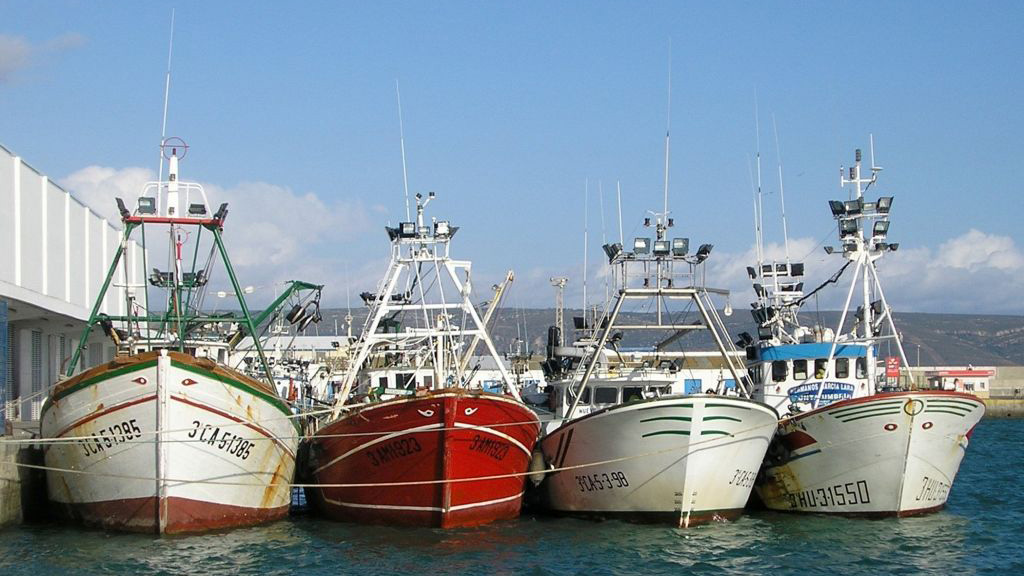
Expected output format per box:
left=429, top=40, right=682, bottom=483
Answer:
left=922, top=367, right=995, bottom=398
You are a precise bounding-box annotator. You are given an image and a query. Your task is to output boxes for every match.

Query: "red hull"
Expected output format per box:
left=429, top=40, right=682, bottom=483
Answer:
left=51, top=496, right=288, bottom=534
left=307, top=390, right=540, bottom=528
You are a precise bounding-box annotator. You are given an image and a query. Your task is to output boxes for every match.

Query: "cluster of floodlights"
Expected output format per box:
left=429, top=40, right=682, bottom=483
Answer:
left=824, top=195, right=898, bottom=254
left=386, top=220, right=458, bottom=240
left=601, top=237, right=713, bottom=264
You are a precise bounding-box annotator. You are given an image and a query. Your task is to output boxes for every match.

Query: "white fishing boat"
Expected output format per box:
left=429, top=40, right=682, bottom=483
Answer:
left=530, top=210, right=779, bottom=527
left=40, top=140, right=321, bottom=533
left=745, top=145, right=985, bottom=516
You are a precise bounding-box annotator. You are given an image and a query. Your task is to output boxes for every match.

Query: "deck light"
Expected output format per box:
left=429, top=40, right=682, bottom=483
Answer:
left=844, top=198, right=863, bottom=215
left=138, top=197, right=157, bottom=215
left=653, top=240, right=670, bottom=256
left=695, top=243, right=713, bottom=263
left=791, top=263, right=804, bottom=276
left=824, top=246, right=835, bottom=254
left=873, top=220, right=890, bottom=237
left=672, top=238, right=689, bottom=257
left=399, top=222, right=416, bottom=237
left=840, top=219, right=858, bottom=237
left=188, top=203, right=207, bottom=216
left=602, top=242, right=623, bottom=262
left=746, top=266, right=757, bottom=279
left=633, top=237, right=650, bottom=255
left=435, top=220, right=451, bottom=237
left=829, top=200, right=846, bottom=217
left=877, top=196, right=893, bottom=213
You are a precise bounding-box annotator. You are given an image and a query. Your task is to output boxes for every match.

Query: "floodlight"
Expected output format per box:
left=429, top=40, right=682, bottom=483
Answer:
left=746, top=266, right=757, bottom=279
left=840, top=219, right=858, bottom=237
left=116, top=198, right=131, bottom=219
left=672, top=238, right=689, bottom=257
left=633, top=237, right=650, bottom=254
left=824, top=246, right=835, bottom=254
left=844, top=198, right=863, bottom=215
left=776, top=263, right=788, bottom=273
left=138, top=197, right=157, bottom=215
left=873, top=220, right=890, bottom=237
left=399, top=222, right=416, bottom=237
left=829, top=200, right=846, bottom=217
left=188, top=203, right=207, bottom=216
left=653, top=240, right=670, bottom=256
left=888, top=243, right=899, bottom=252
left=877, top=196, right=893, bottom=213
left=695, top=243, right=713, bottom=263
left=862, top=201, right=876, bottom=213
left=791, top=263, right=805, bottom=276
left=602, top=242, right=623, bottom=262
left=434, top=220, right=451, bottom=237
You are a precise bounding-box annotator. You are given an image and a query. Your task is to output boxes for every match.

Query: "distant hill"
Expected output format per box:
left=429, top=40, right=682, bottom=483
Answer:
left=309, top=307, right=1024, bottom=367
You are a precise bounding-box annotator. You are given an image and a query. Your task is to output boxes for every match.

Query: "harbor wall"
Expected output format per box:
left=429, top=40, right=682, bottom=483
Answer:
left=983, top=399, right=1024, bottom=419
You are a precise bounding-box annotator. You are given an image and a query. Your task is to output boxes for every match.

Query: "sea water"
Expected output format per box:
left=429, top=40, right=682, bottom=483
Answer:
left=1, top=420, right=1019, bottom=576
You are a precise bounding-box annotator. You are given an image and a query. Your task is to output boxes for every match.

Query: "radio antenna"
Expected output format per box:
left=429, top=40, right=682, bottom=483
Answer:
left=158, top=9, right=175, bottom=184
left=772, top=113, right=791, bottom=263
left=662, top=38, right=672, bottom=218
left=396, top=80, right=412, bottom=221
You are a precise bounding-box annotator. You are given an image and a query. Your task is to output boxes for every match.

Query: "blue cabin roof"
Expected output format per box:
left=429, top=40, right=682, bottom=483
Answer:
left=757, top=342, right=869, bottom=361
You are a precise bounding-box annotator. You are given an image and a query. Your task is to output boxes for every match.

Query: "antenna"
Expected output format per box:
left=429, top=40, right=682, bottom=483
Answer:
left=158, top=9, right=175, bottom=184
left=396, top=81, right=411, bottom=222
left=616, top=180, right=624, bottom=246
left=662, top=38, right=672, bottom=218
left=582, top=178, right=589, bottom=314
left=753, top=91, right=765, bottom=271
left=772, top=114, right=791, bottom=263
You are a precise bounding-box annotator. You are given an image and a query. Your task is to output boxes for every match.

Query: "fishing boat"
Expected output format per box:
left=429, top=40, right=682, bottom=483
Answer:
left=744, top=145, right=985, bottom=516
left=305, top=193, right=540, bottom=528
left=40, top=139, right=322, bottom=533
left=530, top=209, right=779, bottom=527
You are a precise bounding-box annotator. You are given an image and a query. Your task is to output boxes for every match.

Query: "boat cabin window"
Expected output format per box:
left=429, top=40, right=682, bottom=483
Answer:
left=793, top=359, right=808, bottom=380
left=814, top=359, right=827, bottom=378
left=771, top=361, right=788, bottom=382
left=378, top=376, right=388, bottom=388
left=594, top=387, right=618, bottom=404
left=856, top=357, right=867, bottom=379
left=835, top=358, right=849, bottom=379
left=397, top=372, right=415, bottom=390
left=571, top=387, right=591, bottom=405
left=423, top=375, right=434, bottom=388
left=623, top=386, right=643, bottom=402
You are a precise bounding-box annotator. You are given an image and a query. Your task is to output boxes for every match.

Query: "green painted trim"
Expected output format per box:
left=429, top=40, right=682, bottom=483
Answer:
left=828, top=400, right=903, bottom=417
left=840, top=411, right=899, bottom=423
left=172, top=361, right=299, bottom=432
left=927, top=400, right=980, bottom=409
left=705, top=403, right=751, bottom=410
left=639, top=403, right=693, bottom=411
left=830, top=405, right=903, bottom=419
left=923, top=408, right=969, bottom=417
left=640, top=416, right=692, bottom=423
left=642, top=430, right=691, bottom=438
left=42, top=361, right=158, bottom=417
left=700, top=430, right=730, bottom=436
left=703, top=415, right=742, bottom=422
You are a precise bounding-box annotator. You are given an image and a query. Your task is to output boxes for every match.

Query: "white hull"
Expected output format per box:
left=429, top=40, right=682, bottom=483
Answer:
left=41, top=350, right=298, bottom=533
left=756, top=391, right=985, bottom=516
left=537, top=395, right=778, bottom=526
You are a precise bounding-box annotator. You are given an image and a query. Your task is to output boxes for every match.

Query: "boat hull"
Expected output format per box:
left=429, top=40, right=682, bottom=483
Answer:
left=306, top=390, right=540, bottom=528
left=755, top=391, right=985, bottom=516
left=40, top=350, right=298, bottom=534
left=535, top=395, right=779, bottom=527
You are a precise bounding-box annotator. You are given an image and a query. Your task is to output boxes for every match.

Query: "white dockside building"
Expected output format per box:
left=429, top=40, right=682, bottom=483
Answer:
left=0, top=143, right=145, bottom=425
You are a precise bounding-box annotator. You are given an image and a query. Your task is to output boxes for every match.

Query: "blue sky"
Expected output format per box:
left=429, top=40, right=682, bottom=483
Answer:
left=2, top=1, right=1022, bottom=314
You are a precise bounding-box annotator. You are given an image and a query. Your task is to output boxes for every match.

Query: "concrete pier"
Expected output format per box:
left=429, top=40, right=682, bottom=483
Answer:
left=983, top=398, right=1024, bottom=419
left=0, top=422, right=46, bottom=528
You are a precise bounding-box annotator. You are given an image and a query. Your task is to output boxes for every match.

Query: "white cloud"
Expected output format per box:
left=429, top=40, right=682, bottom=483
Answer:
left=0, top=35, right=31, bottom=84
left=0, top=33, right=86, bottom=85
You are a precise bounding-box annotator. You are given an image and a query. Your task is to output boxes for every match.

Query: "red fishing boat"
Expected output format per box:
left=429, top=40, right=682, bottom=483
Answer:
left=305, top=193, right=540, bottom=527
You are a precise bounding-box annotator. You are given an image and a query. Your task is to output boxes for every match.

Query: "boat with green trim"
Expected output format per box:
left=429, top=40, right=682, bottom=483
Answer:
left=746, top=146, right=985, bottom=515
left=529, top=203, right=777, bottom=527
left=40, top=139, right=321, bottom=533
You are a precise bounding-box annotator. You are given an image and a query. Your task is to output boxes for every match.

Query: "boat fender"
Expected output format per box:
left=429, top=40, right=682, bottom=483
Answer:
left=527, top=450, right=548, bottom=487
